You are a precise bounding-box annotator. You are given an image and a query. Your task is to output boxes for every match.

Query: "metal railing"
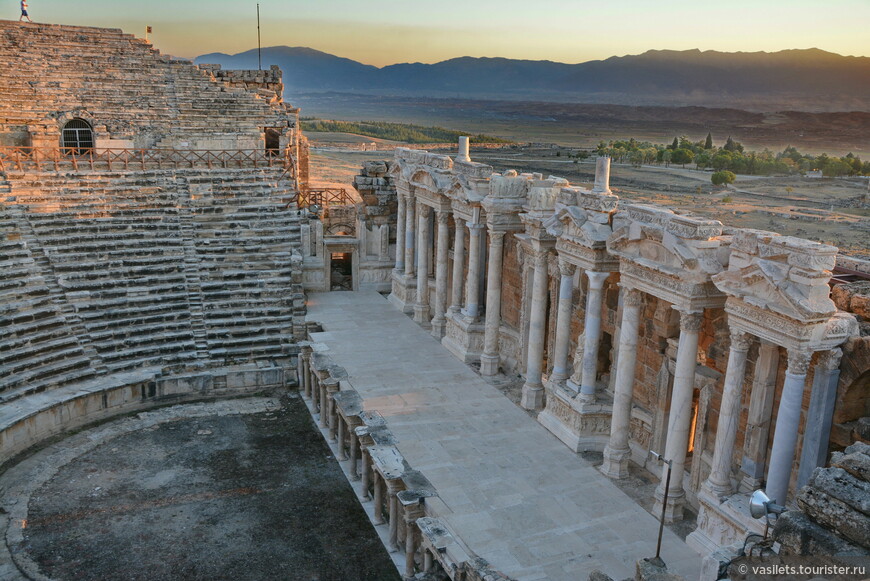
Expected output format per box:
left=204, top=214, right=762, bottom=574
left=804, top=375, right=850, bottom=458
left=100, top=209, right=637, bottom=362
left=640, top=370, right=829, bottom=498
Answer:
left=0, top=146, right=296, bottom=176
left=298, top=187, right=357, bottom=209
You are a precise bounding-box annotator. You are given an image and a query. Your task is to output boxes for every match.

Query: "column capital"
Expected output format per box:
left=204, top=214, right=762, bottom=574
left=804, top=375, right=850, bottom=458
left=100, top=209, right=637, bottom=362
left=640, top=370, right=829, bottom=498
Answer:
left=585, top=270, right=610, bottom=290
left=558, top=258, right=576, bottom=278
left=488, top=229, right=506, bottom=245
left=729, top=330, right=753, bottom=353
left=418, top=203, right=432, bottom=218
left=531, top=247, right=550, bottom=267
left=787, top=348, right=813, bottom=375
left=467, top=221, right=485, bottom=233
left=622, top=286, right=643, bottom=307
left=817, top=348, right=843, bottom=371
left=436, top=209, right=450, bottom=224
left=678, top=310, right=704, bottom=332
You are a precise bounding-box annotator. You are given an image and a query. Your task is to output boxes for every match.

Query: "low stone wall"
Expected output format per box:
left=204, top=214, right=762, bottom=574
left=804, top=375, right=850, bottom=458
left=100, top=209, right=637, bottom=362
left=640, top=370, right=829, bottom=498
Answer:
left=297, top=342, right=513, bottom=581
left=0, top=364, right=290, bottom=467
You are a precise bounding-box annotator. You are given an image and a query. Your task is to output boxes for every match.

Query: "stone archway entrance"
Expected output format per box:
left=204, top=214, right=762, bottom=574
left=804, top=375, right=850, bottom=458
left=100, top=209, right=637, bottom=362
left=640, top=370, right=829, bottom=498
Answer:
left=61, top=118, right=94, bottom=153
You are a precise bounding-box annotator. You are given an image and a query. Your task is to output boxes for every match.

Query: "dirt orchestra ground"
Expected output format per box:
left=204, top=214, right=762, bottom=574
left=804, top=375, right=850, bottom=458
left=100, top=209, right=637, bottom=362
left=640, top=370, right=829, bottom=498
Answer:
left=4, top=396, right=400, bottom=581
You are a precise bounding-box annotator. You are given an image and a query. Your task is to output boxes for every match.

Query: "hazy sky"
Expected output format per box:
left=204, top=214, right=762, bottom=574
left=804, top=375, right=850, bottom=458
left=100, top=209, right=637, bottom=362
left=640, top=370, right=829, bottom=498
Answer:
left=14, top=0, right=870, bottom=65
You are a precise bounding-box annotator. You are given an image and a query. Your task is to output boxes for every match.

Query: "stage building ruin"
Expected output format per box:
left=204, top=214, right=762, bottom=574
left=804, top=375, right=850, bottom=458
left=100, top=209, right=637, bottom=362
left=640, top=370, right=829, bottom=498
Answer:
left=1, top=19, right=869, bottom=581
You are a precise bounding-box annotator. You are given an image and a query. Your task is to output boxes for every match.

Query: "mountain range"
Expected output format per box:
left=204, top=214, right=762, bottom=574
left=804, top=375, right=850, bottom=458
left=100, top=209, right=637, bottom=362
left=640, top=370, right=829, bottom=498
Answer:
left=194, top=47, right=870, bottom=112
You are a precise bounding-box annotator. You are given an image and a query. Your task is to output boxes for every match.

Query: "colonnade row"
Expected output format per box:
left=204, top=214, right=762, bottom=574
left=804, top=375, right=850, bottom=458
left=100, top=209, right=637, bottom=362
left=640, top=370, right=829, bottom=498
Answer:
left=297, top=344, right=511, bottom=581
left=386, top=155, right=858, bottom=552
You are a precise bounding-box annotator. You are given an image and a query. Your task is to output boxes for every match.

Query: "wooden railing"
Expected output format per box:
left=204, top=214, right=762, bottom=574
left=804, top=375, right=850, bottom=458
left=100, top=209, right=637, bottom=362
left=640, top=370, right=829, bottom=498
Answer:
left=298, top=187, right=357, bottom=209
left=0, top=146, right=296, bottom=176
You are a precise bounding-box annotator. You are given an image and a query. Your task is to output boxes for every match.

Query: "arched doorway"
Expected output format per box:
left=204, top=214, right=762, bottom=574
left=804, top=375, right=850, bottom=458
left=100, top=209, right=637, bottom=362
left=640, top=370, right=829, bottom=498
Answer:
left=61, top=119, right=94, bottom=154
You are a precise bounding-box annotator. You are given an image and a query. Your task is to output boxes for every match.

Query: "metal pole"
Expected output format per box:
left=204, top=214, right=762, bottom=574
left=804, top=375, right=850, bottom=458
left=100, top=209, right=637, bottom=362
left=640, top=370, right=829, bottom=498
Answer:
left=656, top=459, right=671, bottom=561
left=257, top=4, right=262, bottom=71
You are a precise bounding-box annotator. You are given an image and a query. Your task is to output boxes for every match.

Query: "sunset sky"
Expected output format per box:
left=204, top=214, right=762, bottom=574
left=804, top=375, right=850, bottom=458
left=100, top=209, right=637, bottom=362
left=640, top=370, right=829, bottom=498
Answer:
left=15, top=0, right=870, bottom=65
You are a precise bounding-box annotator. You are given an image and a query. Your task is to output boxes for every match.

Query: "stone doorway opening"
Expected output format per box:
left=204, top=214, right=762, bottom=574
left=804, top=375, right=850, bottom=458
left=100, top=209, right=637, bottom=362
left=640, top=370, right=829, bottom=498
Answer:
left=61, top=118, right=94, bottom=154
left=330, top=251, right=353, bottom=290
left=264, top=127, right=281, bottom=156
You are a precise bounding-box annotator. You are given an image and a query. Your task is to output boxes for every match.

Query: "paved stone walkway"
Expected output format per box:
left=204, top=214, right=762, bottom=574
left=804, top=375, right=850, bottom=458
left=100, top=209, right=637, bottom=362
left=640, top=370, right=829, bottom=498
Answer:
left=307, top=290, right=702, bottom=581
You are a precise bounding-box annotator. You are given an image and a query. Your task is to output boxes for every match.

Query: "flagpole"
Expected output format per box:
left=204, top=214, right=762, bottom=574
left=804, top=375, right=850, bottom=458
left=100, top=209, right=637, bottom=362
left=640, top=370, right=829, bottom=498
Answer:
left=257, top=4, right=262, bottom=71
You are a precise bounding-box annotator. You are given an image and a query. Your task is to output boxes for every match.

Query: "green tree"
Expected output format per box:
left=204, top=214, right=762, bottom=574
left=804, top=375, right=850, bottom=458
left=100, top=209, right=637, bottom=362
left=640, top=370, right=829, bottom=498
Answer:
left=723, top=136, right=744, bottom=153
left=711, top=170, right=736, bottom=186
left=671, top=148, right=694, bottom=167
left=704, top=132, right=713, bottom=150
left=670, top=137, right=679, bottom=150
left=662, top=150, right=673, bottom=168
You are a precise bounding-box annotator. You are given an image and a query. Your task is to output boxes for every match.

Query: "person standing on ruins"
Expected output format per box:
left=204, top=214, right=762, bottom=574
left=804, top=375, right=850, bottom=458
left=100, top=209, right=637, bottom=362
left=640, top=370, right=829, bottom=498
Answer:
left=20, top=0, right=32, bottom=22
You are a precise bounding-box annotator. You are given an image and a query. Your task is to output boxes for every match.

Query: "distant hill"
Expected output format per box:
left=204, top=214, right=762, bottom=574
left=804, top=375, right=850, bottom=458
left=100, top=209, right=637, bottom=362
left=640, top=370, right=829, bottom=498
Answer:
left=195, top=47, right=870, bottom=112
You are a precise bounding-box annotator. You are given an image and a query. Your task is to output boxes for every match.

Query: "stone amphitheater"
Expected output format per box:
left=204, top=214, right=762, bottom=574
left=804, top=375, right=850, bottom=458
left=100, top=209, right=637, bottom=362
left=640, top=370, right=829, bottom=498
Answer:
left=1, top=19, right=869, bottom=581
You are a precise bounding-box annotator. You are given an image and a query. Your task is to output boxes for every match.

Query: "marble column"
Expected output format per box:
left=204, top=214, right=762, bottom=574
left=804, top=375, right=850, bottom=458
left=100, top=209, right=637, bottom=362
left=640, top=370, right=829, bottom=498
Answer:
left=404, top=197, right=416, bottom=278
left=739, top=341, right=780, bottom=491
left=449, top=219, right=466, bottom=313
left=797, top=348, right=843, bottom=489
left=703, top=330, right=753, bottom=498
left=431, top=210, right=451, bottom=338
left=520, top=248, right=550, bottom=410
left=373, top=474, right=385, bottom=524
left=388, top=489, right=400, bottom=551
left=655, top=309, right=703, bottom=521
left=601, top=286, right=643, bottom=478
left=480, top=230, right=506, bottom=376
left=578, top=270, right=611, bottom=400
left=766, top=349, right=813, bottom=505
left=549, top=259, right=576, bottom=383
left=462, top=222, right=484, bottom=319
left=414, top=204, right=432, bottom=325
left=395, top=194, right=406, bottom=271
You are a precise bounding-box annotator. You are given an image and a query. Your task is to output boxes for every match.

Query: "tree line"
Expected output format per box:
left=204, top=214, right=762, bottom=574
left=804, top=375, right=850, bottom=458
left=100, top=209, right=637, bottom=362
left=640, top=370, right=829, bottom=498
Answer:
left=595, top=134, right=870, bottom=178
left=300, top=119, right=514, bottom=145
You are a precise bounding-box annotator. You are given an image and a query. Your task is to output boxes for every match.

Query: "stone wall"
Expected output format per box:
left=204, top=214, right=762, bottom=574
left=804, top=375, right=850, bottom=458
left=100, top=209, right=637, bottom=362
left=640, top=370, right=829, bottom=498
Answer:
left=0, top=22, right=296, bottom=151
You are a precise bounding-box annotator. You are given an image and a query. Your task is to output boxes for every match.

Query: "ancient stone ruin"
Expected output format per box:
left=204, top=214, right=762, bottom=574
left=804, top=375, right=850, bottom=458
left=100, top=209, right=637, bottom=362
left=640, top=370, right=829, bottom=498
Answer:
left=1, top=18, right=869, bottom=581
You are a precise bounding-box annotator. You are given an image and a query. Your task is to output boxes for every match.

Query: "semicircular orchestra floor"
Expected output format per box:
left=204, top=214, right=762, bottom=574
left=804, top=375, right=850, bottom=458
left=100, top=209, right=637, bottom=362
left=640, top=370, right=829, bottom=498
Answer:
left=0, top=396, right=400, bottom=581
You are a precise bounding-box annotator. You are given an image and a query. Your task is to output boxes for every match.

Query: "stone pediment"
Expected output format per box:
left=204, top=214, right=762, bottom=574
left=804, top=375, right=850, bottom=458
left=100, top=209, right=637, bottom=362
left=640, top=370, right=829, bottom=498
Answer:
left=713, top=229, right=838, bottom=323
left=712, top=262, right=835, bottom=321
left=608, top=204, right=728, bottom=282
left=544, top=206, right=612, bottom=249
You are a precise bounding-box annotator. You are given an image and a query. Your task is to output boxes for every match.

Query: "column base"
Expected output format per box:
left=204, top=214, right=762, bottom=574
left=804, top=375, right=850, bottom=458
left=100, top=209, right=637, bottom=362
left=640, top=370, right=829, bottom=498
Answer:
left=653, top=486, right=686, bottom=524
left=520, top=382, right=544, bottom=410
left=600, top=445, right=632, bottom=479
left=538, top=385, right=612, bottom=453
left=441, top=310, right=485, bottom=364
left=687, top=489, right=766, bottom=557
left=479, top=352, right=500, bottom=376
left=413, top=303, right=431, bottom=327
left=430, top=316, right=447, bottom=339
left=388, top=271, right=417, bottom=314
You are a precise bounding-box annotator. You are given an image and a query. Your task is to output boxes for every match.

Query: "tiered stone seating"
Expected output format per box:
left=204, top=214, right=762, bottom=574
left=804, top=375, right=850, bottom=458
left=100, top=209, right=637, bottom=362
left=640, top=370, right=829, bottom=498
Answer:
left=6, top=171, right=198, bottom=373
left=0, top=21, right=288, bottom=146
left=186, top=168, right=300, bottom=363
left=0, top=209, right=97, bottom=401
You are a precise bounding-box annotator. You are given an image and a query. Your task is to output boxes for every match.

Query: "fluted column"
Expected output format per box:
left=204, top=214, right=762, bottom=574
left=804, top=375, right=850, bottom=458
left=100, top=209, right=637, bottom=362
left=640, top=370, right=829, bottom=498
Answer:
left=449, top=218, right=466, bottom=313
left=521, top=248, right=551, bottom=410
left=797, top=348, right=843, bottom=489
left=739, top=341, right=780, bottom=491
left=414, top=204, right=431, bottom=325
left=766, top=348, right=812, bottom=505
left=431, top=210, right=451, bottom=337
left=395, top=193, right=406, bottom=271
left=404, top=197, right=416, bottom=278
left=655, top=309, right=703, bottom=522
left=703, top=330, right=753, bottom=498
left=549, top=259, right=576, bottom=383
left=601, top=287, right=643, bottom=478
left=480, top=230, right=506, bottom=375
left=462, top=222, right=484, bottom=319
left=578, top=270, right=611, bottom=400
